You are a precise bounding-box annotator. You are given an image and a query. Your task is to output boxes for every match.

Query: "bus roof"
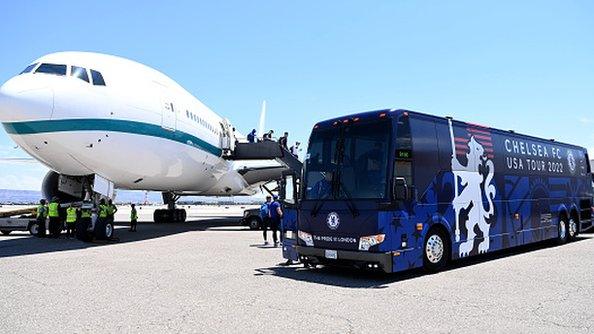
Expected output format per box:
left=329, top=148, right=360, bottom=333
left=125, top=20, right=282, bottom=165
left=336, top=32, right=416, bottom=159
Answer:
left=313, top=108, right=587, bottom=152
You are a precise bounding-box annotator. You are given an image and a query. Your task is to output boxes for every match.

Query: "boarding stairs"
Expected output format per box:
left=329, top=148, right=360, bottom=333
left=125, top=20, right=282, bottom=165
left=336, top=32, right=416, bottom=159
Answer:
left=226, top=141, right=303, bottom=175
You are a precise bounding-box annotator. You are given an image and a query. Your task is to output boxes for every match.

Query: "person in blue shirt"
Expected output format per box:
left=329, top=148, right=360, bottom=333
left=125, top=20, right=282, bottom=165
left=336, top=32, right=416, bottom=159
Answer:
left=247, top=129, right=257, bottom=143
left=259, top=196, right=272, bottom=245
left=269, top=195, right=283, bottom=247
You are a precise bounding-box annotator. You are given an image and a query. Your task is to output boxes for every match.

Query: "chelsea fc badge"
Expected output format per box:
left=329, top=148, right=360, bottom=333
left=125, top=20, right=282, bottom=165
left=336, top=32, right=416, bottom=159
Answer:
left=327, top=212, right=340, bottom=230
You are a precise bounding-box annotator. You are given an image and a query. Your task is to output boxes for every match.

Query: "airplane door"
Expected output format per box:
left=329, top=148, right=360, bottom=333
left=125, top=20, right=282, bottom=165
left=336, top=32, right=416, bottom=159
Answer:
left=161, top=97, right=176, bottom=131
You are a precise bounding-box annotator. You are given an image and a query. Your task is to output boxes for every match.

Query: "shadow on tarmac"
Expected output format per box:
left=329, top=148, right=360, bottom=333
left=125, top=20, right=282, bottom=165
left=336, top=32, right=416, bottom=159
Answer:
left=0, top=217, right=244, bottom=259
left=255, top=235, right=593, bottom=289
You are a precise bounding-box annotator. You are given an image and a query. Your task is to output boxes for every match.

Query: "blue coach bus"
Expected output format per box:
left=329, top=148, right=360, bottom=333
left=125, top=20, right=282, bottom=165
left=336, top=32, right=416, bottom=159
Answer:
left=292, top=109, right=593, bottom=273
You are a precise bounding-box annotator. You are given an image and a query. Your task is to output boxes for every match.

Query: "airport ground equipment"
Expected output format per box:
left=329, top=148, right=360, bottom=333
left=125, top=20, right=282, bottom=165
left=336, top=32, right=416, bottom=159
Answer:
left=292, top=109, right=594, bottom=273
left=0, top=208, right=37, bottom=235
left=0, top=217, right=38, bottom=236
left=228, top=141, right=303, bottom=176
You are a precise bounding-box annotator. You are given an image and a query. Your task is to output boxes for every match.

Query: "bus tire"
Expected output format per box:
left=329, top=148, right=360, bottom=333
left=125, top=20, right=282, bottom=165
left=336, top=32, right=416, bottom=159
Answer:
left=423, top=228, right=449, bottom=272
left=568, top=212, right=579, bottom=241
left=557, top=214, right=569, bottom=245
left=1, top=230, right=11, bottom=236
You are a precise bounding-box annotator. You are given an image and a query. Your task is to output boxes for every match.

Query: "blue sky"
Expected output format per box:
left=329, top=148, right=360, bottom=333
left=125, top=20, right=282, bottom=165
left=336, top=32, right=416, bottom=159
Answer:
left=1, top=1, right=593, bottom=190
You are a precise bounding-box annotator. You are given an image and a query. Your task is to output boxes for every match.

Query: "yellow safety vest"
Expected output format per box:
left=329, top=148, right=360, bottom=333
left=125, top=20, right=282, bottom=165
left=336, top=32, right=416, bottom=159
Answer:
left=107, top=205, right=116, bottom=216
left=66, top=208, right=77, bottom=223
left=131, top=209, right=138, bottom=221
left=81, top=209, right=92, bottom=219
left=99, top=205, right=109, bottom=218
left=37, top=205, right=47, bottom=219
left=48, top=202, right=60, bottom=218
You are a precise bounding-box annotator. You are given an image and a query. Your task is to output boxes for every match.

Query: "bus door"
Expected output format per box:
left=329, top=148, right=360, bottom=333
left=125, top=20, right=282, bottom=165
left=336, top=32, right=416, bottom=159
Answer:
left=280, top=172, right=300, bottom=262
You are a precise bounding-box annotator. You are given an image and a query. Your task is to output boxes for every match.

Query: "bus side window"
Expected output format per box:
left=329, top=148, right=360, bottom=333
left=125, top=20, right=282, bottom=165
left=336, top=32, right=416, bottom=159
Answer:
left=409, top=116, right=439, bottom=195
left=395, top=114, right=413, bottom=187
left=435, top=120, right=453, bottom=171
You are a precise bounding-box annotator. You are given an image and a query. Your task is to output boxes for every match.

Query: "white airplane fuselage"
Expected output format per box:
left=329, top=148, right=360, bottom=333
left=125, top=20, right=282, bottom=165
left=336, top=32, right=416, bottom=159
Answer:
left=0, top=52, right=255, bottom=195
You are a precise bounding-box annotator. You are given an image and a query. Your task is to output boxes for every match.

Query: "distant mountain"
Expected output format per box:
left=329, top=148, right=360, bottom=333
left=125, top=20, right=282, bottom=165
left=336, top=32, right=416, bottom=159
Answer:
left=0, top=189, right=264, bottom=205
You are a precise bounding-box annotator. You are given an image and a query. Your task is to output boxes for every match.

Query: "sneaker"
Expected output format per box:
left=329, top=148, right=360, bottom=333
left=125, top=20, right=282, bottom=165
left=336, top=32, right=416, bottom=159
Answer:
left=264, top=241, right=269, bottom=246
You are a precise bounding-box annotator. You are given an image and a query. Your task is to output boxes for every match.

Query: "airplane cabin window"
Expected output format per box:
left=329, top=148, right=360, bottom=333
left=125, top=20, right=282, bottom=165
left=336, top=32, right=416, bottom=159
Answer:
left=20, top=63, right=39, bottom=74
left=71, top=66, right=90, bottom=83
left=35, top=63, right=67, bottom=76
left=90, top=69, right=106, bottom=86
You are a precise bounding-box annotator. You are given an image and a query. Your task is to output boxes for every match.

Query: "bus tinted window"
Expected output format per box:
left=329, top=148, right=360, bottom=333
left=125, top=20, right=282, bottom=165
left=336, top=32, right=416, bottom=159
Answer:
left=71, top=66, right=89, bottom=83
left=35, top=63, right=67, bottom=76
left=20, top=63, right=38, bottom=74
left=90, top=70, right=106, bottom=86
left=305, top=121, right=391, bottom=199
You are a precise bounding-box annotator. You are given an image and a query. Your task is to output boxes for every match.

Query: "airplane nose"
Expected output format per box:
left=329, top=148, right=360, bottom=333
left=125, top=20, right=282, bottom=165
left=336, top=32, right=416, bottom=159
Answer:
left=0, top=76, right=54, bottom=123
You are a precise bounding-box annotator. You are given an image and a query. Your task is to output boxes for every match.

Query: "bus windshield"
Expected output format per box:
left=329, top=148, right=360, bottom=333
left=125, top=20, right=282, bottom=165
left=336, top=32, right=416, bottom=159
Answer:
left=304, top=120, right=391, bottom=200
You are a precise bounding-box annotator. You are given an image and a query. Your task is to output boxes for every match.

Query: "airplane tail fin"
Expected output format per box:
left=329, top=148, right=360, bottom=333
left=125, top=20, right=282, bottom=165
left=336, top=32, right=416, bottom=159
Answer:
left=258, top=100, right=266, bottom=137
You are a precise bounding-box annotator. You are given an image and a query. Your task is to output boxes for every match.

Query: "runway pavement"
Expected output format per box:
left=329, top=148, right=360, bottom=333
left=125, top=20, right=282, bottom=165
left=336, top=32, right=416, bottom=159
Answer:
left=0, top=207, right=592, bottom=333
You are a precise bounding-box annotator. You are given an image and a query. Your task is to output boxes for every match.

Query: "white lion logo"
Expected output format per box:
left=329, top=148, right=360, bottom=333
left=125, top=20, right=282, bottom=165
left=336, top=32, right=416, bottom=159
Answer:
left=449, top=121, right=496, bottom=257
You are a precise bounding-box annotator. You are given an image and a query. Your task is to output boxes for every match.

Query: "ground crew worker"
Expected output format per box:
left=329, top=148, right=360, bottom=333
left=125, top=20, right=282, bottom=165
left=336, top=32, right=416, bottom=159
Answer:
left=36, top=199, right=48, bottom=237
left=48, top=197, right=61, bottom=238
left=65, top=204, right=77, bottom=238
left=78, top=202, right=92, bottom=239
left=130, top=204, right=138, bottom=232
left=98, top=199, right=109, bottom=223
left=107, top=199, right=118, bottom=226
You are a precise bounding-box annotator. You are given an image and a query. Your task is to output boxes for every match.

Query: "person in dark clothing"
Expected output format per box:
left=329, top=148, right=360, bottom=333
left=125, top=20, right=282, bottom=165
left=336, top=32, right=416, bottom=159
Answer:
left=247, top=129, right=257, bottom=143
left=263, top=130, right=274, bottom=141
left=278, top=132, right=288, bottom=150
left=48, top=197, right=61, bottom=238
left=36, top=199, right=48, bottom=237
left=130, top=204, right=138, bottom=232
left=269, top=195, right=283, bottom=247
left=260, top=196, right=272, bottom=245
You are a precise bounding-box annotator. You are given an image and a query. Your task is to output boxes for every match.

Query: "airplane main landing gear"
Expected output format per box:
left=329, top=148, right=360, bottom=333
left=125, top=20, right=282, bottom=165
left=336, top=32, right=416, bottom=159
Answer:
left=154, top=192, right=187, bottom=223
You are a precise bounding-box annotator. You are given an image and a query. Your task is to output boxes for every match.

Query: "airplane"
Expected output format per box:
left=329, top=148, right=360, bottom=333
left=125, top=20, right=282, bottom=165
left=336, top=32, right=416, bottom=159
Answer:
left=0, top=51, right=291, bottom=233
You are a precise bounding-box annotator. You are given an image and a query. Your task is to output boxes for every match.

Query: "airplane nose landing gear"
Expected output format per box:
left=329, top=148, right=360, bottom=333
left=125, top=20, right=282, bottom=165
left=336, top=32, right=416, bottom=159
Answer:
left=154, top=192, right=187, bottom=223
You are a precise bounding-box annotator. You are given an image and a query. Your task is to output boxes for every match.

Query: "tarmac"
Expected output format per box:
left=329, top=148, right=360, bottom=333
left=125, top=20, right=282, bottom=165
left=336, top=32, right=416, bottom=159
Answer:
left=0, top=205, right=593, bottom=333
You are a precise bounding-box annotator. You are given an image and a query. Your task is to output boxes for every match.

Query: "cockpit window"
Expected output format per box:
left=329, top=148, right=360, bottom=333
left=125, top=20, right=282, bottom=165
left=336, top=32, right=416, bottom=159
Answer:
left=20, top=63, right=38, bottom=74
left=35, top=63, right=67, bottom=76
left=71, top=66, right=89, bottom=83
left=90, top=70, right=106, bottom=86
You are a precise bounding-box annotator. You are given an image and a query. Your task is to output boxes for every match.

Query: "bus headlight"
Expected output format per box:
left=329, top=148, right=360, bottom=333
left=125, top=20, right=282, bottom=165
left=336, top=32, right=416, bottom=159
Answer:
left=359, top=234, right=385, bottom=251
left=298, top=230, right=314, bottom=246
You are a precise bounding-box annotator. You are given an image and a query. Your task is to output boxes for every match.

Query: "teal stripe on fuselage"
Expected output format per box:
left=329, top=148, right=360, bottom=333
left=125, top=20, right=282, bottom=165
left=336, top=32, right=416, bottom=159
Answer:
left=2, top=118, right=223, bottom=157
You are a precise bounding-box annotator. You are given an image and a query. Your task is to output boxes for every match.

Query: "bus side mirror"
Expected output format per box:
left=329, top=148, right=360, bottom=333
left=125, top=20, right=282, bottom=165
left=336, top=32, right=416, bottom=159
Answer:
left=392, top=177, right=409, bottom=201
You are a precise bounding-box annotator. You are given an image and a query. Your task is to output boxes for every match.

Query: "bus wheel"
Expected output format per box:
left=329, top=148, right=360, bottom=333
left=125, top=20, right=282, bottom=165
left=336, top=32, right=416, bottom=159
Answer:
left=568, top=215, right=578, bottom=241
left=557, top=216, right=569, bottom=245
left=423, top=229, right=449, bottom=272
